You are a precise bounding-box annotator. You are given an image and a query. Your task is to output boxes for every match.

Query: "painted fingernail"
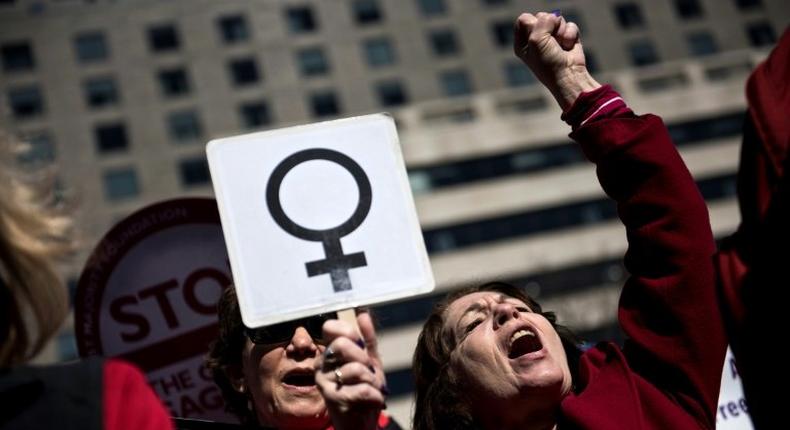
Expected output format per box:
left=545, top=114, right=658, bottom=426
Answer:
left=552, top=9, right=561, bottom=17
left=380, top=383, right=390, bottom=396
left=355, top=338, right=366, bottom=349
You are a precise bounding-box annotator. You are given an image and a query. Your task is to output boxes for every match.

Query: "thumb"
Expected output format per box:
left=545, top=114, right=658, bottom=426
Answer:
left=557, top=21, right=580, bottom=51
left=357, top=311, right=381, bottom=363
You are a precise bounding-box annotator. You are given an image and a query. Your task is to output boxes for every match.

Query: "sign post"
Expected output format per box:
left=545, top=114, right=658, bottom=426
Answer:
left=207, top=113, right=434, bottom=328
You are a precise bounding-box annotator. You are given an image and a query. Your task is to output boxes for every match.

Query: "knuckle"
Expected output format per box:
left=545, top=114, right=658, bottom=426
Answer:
left=345, top=361, right=365, bottom=374
left=332, top=336, right=354, bottom=353
left=517, top=12, right=535, bottom=23
left=360, top=385, right=377, bottom=398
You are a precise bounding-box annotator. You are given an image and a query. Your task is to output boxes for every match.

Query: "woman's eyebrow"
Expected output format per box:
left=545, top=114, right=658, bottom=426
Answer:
left=462, top=302, right=486, bottom=316
left=457, top=302, right=487, bottom=326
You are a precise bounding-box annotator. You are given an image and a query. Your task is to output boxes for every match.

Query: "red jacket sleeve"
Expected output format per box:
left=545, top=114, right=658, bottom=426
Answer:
left=567, top=86, right=727, bottom=428
left=104, top=359, right=174, bottom=430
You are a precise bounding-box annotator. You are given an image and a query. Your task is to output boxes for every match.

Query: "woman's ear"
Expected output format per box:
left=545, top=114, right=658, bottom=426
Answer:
left=226, top=365, right=246, bottom=393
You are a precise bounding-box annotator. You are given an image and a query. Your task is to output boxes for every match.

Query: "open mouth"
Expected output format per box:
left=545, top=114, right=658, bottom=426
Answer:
left=282, top=370, right=316, bottom=387
left=508, top=328, right=543, bottom=359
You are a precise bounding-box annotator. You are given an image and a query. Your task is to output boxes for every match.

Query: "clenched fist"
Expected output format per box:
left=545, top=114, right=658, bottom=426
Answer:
left=513, top=12, right=601, bottom=110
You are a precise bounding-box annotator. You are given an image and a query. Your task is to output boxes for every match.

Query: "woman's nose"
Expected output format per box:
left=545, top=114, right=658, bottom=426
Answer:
left=493, top=303, right=520, bottom=329
left=286, top=326, right=318, bottom=357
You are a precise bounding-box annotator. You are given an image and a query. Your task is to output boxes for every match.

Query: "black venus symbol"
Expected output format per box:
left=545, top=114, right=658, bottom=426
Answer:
left=266, top=148, right=372, bottom=292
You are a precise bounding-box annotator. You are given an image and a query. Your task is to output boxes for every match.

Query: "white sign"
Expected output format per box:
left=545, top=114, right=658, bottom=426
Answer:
left=716, top=347, right=753, bottom=429
left=207, top=113, right=434, bottom=328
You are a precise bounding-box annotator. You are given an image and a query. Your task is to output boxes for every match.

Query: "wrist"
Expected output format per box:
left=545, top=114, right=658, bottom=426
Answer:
left=550, top=67, right=601, bottom=111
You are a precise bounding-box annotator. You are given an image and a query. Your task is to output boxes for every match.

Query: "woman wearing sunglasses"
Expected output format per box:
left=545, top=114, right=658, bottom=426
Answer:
left=207, top=287, right=400, bottom=430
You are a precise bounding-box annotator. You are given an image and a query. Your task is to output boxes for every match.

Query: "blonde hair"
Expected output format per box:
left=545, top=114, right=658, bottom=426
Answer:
left=0, top=130, right=75, bottom=367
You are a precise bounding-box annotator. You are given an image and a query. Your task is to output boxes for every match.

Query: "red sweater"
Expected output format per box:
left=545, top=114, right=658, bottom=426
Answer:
left=558, top=87, right=727, bottom=429
left=105, top=359, right=174, bottom=430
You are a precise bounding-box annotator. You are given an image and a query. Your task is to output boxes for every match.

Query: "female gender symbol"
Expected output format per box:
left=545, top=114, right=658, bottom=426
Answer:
left=265, top=148, right=372, bottom=292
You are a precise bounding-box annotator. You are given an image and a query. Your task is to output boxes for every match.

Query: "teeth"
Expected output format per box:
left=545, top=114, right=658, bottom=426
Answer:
left=510, top=329, right=535, bottom=346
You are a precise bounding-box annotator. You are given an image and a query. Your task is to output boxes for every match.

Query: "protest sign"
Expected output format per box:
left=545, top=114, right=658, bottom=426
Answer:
left=75, top=198, right=233, bottom=421
left=207, top=113, right=434, bottom=328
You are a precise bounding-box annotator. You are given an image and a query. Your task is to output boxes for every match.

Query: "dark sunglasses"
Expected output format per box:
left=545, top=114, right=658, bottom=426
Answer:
left=244, top=313, right=337, bottom=345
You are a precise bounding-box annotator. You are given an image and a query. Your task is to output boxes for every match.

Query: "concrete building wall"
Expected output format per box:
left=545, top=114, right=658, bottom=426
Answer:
left=1, top=0, right=787, bottom=425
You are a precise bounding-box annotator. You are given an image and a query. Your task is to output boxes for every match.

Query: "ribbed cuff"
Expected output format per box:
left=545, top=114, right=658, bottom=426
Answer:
left=560, top=85, right=626, bottom=130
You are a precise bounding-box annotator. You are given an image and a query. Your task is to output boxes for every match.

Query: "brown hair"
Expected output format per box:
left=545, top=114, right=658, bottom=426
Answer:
left=205, top=287, right=258, bottom=425
left=412, top=281, right=582, bottom=430
left=0, top=131, right=74, bottom=367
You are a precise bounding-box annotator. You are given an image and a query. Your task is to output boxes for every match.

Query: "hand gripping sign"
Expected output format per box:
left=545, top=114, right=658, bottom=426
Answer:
left=74, top=198, right=235, bottom=422
left=207, top=113, right=434, bottom=328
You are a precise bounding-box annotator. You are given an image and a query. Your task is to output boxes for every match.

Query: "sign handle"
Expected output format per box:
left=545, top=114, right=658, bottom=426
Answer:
left=336, top=308, right=360, bottom=338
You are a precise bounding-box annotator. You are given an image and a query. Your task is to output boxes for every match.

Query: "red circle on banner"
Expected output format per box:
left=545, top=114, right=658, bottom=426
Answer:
left=74, top=198, right=234, bottom=421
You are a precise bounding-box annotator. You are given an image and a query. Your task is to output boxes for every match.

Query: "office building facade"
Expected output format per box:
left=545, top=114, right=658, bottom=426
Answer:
left=2, top=0, right=787, bottom=425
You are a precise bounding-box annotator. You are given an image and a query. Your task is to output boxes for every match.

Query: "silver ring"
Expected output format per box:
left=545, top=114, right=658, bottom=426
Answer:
left=334, top=368, right=343, bottom=386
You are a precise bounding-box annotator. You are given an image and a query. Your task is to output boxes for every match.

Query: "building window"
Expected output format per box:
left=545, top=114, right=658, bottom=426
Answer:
left=217, top=14, right=250, bottom=43
left=179, top=157, right=211, bottom=187
left=429, top=29, right=461, bottom=57
left=74, top=31, right=108, bottom=63
left=686, top=32, right=718, bottom=56
left=18, top=132, right=55, bottom=167
left=8, top=85, right=44, bottom=119
left=674, top=0, right=704, bottom=19
left=417, top=0, right=446, bottom=17
left=1, top=41, right=35, bottom=72
left=239, top=100, right=272, bottom=128
left=147, top=23, right=180, bottom=52
left=167, top=110, right=202, bottom=142
left=65, top=277, right=79, bottom=308
left=309, top=91, right=341, bottom=118
left=746, top=22, right=776, bottom=47
left=296, top=47, right=330, bottom=77
left=95, top=123, right=128, bottom=154
left=614, top=3, right=645, bottom=29
left=286, top=6, right=318, bottom=34
left=562, top=9, right=585, bottom=32
left=503, top=61, right=535, bottom=87
left=158, top=68, right=190, bottom=96
left=352, top=0, right=383, bottom=25
left=84, top=77, right=119, bottom=108
left=228, top=58, right=260, bottom=86
left=490, top=20, right=514, bottom=48
left=57, top=334, right=78, bottom=361
left=363, top=37, right=396, bottom=67
left=628, top=39, right=659, bottom=66
left=375, top=80, right=408, bottom=107
left=440, top=70, right=473, bottom=97
left=103, top=167, right=139, bottom=200
left=735, top=0, right=762, bottom=10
